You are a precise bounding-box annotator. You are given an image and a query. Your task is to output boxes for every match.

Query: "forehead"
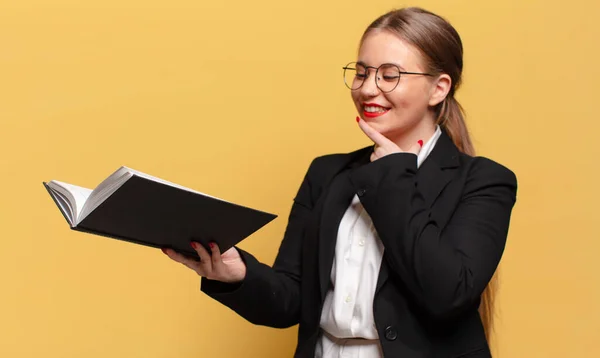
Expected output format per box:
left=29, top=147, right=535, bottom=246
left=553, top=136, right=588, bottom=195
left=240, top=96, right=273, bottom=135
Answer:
left=358, top=30, right=425, bottom=70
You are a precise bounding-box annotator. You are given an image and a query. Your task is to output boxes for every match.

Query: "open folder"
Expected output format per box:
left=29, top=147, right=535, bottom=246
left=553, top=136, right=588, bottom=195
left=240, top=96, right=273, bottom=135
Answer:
left=43, top=166, right=277, bottom=259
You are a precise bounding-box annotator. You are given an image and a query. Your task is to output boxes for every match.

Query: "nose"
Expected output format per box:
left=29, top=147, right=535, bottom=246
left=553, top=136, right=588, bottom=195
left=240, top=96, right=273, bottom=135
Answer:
left=360, top=69, right=380, bottom=97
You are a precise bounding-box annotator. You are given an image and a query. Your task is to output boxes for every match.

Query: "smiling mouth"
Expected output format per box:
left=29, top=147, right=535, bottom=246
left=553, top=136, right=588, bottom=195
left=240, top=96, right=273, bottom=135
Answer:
left=363, top=105, right=390, bottom=118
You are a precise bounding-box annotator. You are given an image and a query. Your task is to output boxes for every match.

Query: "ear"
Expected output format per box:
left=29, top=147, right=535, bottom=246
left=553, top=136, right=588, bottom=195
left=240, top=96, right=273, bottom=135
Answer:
left=428, top=74, right=452, bottom=107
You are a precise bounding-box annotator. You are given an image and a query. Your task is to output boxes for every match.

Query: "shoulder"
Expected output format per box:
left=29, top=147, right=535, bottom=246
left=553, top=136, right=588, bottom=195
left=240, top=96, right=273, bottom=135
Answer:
left=458, top=153, right=518, bottom=196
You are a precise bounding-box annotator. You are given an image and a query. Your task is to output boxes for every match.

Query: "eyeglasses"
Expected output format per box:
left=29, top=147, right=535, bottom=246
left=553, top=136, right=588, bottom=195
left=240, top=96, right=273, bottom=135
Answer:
left=342, top=62, right=434, bottom=93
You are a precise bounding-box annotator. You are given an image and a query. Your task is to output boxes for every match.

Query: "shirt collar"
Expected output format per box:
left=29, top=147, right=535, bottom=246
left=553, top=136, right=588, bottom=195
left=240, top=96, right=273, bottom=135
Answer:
left=417, top=125, right=442, bottom=168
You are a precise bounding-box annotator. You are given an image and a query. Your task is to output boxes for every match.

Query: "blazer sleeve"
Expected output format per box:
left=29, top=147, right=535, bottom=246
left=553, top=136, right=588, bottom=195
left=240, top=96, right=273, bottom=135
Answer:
left=200, top=158, right=318, bottom=328
left=349, top=153, right=518, bottom=320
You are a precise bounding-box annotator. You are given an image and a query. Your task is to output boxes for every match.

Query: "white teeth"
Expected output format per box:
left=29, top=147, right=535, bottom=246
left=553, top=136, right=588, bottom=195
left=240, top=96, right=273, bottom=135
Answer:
left=364, top=106, right=388, bottom=113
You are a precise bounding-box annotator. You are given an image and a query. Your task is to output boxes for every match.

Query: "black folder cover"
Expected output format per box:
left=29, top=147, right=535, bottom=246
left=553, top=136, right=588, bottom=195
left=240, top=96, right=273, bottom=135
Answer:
left=43, top=176, right=277, bottom=260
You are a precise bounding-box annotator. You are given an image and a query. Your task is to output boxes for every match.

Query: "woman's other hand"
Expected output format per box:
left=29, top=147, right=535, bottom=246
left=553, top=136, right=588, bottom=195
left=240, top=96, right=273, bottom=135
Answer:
left=162, top=242, right=246, bottom=283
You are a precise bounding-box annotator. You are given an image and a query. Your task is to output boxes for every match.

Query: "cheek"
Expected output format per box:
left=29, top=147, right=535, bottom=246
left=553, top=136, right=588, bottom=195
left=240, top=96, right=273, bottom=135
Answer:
left=388, top=84, right=429, bottom=111
left=386, top=92, right=411, bottom=110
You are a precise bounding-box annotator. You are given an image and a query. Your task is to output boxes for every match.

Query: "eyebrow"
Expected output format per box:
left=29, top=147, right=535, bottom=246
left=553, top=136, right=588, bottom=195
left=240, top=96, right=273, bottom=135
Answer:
left=356, top=60, right=406, bottom=71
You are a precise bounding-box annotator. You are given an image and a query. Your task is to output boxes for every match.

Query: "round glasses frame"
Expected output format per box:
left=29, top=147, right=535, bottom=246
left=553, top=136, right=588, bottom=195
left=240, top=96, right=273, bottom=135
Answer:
left=342, top=62, right=434, bottom=93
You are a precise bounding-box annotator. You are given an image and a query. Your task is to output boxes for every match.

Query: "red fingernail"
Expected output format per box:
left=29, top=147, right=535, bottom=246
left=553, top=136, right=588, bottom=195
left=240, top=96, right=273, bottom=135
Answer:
left=418, top=140, right=423, bottom=147
left=209, top=242, right=215, bottom=249
left=190, top=242, right=197, bottom=249
left=356, top=116, right=360, bottom=122
left=161, top=248, right=168, bottom=254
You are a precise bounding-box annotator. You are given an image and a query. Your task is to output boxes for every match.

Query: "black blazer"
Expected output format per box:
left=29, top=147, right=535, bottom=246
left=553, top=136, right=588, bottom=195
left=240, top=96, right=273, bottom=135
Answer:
left=202, top=130, right=518, bottom=358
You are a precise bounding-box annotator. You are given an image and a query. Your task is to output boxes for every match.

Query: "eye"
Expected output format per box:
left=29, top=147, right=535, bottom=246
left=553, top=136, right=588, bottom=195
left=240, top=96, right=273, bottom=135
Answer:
left=380, top=65, right=400, bottom=81
left=354, top=64, right=368, bottom=78
left=382, top=75, right=400, bottom=81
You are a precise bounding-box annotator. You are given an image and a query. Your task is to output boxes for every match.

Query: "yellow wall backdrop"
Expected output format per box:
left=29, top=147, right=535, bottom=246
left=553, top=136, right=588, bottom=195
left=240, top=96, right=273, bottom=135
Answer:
left=1, top=0, right=598, bottom=357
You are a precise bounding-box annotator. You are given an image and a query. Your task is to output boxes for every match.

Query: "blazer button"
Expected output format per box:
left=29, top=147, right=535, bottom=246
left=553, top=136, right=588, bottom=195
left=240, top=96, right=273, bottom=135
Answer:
left=384, top=326, right=397, bottom=341
left=357, top=188, right=367, bottom=197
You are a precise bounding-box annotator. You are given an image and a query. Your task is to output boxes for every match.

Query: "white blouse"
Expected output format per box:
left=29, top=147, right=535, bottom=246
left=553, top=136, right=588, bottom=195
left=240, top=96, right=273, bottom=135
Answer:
left=315, top=126, right=442, bottom=358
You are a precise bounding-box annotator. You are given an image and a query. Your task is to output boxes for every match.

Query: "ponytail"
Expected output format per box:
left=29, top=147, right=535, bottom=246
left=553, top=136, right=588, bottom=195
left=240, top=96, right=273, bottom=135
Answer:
left=436, top=95, right=499, bottom=345
left=436, top=96, right=474, bottom=156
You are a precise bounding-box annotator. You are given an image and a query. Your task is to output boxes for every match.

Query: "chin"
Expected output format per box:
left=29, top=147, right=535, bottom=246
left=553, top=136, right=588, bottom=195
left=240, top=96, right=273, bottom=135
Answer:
left=364, top=117, right=399, bottom=132
left=370, top=123, right=397, bottom=137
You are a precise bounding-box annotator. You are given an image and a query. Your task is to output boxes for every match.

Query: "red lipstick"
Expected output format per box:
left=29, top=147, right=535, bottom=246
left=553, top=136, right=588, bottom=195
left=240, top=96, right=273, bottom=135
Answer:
left=362, top=102, right=390, bottom=118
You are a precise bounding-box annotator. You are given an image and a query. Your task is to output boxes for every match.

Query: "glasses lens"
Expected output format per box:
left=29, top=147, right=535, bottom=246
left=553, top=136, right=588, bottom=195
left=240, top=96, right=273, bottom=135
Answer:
left=376, top=64, right=401, bottom=93
left=343, top=63, right=365, bottom=90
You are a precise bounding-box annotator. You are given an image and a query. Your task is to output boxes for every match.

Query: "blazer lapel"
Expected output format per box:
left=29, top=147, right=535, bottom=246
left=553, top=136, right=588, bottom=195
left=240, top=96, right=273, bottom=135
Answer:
left=317, top=147, right=372, bottom=301
left=317, top=171, right=355, bottom=301
left=375, top=130, right=460, bottom=294
left=415, top=130, right=460, bottom=209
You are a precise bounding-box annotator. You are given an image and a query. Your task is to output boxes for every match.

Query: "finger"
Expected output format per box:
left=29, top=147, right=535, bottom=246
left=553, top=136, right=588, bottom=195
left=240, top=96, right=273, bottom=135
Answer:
left=356, top=117, right=395, bottom=148
left=192, top=242, right=214, bottom=274
left=163, top=248, right=204, bottom=274
left=209, top=242, right=223, bottom=267
left=162, top=247, right=187, bottom=263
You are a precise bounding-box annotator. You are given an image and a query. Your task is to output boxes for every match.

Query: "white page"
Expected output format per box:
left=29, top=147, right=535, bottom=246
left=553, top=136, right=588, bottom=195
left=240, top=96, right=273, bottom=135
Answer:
left=78, top=169, right=132, bottom=223
left=46, top=184, right=75, bottom=226
left=51, top=181, right=93, bottom=217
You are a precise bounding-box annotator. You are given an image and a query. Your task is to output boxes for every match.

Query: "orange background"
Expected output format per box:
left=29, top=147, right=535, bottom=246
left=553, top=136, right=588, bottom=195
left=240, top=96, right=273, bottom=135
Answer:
left=1, top=0, right=598, bottom=357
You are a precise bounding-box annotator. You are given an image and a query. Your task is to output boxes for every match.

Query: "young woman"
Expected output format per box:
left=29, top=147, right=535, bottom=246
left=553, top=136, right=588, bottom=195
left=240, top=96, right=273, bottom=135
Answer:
left=163, top=7, right=518, bottom=358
